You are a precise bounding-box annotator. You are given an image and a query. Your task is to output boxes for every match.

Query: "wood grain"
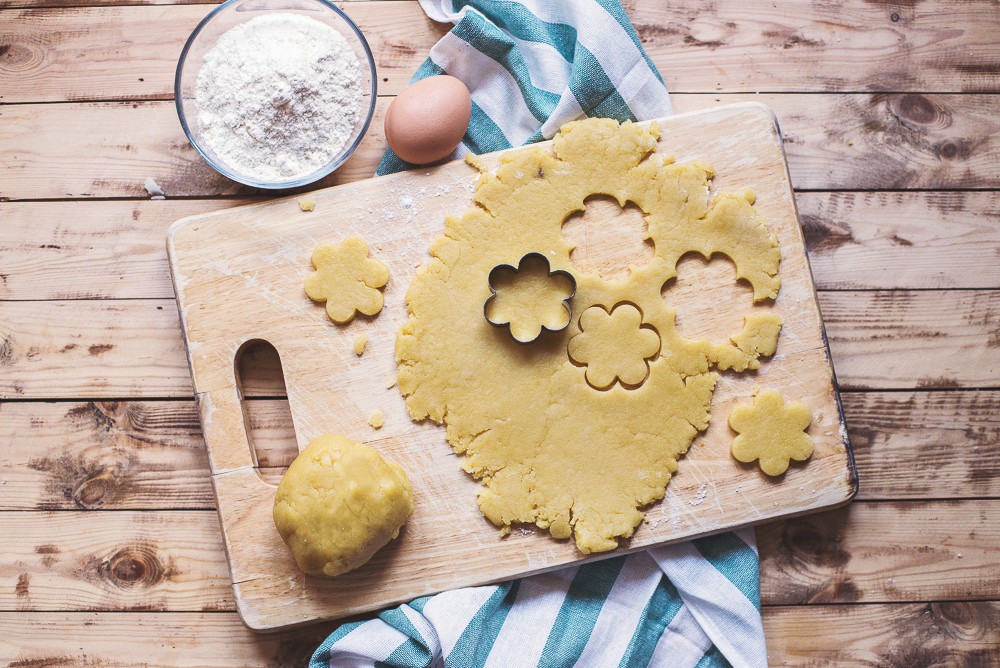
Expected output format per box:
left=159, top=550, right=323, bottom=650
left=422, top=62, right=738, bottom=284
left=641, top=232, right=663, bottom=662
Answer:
left=0, top=612, right=335, bottom=668
left=762, top=601, right=1000, bottom=666
left=4, top=192, right=995, bottom=300
left=823, top=290, right=1000, bottom=391
left=0, top=400, right=213, bottom=510
left=0, top=3, right=446, bottom=103
left=0, top=199, right=254, bottom=300
left=0, top=511, right=233, bottom=612
left=0, top=300, right=190, bottom=398
left=4, top=94, right=999, bottom=200
left=4, top=291, right=999, bottom=399
left=1, top=391, right=996, bottom=511
left=3, top=1, right=999, bottom=99
left=796, top=191, right=1000, bottom=291
left=757, top=501, right=1000, bottom=605
left=2, top=604, right=998, bottom=666
left=0, top=100, right=387, bottom=200
left=1, top=501, right=996, bottom=612
left=845, top=391, right=1000, bottom=501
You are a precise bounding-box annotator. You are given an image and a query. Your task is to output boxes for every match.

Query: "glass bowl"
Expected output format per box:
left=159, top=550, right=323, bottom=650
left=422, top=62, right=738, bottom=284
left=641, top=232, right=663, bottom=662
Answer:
left=175, top=0, right=377, bottom=189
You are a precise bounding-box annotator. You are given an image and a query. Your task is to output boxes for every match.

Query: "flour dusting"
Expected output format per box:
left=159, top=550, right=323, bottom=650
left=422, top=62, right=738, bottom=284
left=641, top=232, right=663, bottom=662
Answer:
left=195, top=13, right=362, bottom=182
left=689, top=483, right=710, bottom=507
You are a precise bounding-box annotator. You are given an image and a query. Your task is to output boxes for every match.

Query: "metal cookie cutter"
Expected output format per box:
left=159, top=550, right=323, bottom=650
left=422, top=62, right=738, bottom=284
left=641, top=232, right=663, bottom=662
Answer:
left=484, top=252, right=577, bottom=344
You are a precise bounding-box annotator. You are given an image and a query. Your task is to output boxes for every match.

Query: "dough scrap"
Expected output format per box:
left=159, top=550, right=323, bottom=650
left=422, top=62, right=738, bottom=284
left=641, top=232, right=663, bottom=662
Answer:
left=305, top=237, right=388, bottom=324
left=485, top=253, right=574, bottom=343
left=273, top=434, right=413, bottom=577
left=354, top=334, right=368, bottom=356
left=397, top=118, right=782, bottom=553
left=729, top=390, right=814, bottom=476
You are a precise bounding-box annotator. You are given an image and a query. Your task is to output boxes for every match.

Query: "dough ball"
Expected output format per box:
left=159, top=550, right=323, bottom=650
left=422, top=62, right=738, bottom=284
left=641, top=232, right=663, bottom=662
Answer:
left=273, top=434, right=414, bottom=577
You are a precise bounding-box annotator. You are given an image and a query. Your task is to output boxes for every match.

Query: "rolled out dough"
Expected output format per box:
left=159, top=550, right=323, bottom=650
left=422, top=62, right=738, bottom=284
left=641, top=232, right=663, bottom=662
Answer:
left=396, top=118, right=782, bottom=553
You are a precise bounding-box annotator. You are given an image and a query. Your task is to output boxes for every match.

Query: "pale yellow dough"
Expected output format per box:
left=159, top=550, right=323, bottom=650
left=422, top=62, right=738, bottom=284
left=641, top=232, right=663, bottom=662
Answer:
left=568, top=304, right=660, bottom=390
left=273, top=434, right=413, bottom=577
left=354, top=334, right=368, bottom=356
left=305, top=237, right=389, bottom=324
left=396, top=118, right=782, bottom=553
left=485, top=254, right=574, bottom=342
left=730, top=390, right=814, bottom=476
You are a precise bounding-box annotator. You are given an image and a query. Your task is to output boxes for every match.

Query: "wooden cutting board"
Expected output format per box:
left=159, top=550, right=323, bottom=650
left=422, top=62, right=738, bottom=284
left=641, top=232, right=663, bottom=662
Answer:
left=167, top=103, right=856, bottom=631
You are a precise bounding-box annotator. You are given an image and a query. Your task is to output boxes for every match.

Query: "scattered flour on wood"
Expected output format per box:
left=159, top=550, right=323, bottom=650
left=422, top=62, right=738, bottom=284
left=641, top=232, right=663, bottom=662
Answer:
left=195, top=13, right=362, bottom=182
left=689, top=483, right=710, bottom=506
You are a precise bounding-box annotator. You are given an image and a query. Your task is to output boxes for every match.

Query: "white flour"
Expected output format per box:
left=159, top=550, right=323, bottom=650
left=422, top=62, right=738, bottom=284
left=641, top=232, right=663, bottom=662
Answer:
left=195, top=13, right=362, bottom=182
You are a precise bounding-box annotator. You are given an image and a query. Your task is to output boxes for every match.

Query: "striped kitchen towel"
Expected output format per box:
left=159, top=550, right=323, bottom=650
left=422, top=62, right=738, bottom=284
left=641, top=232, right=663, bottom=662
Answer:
left=375, top=0, right=671, bottom=175
left=315, top=1, right=769, bottom=666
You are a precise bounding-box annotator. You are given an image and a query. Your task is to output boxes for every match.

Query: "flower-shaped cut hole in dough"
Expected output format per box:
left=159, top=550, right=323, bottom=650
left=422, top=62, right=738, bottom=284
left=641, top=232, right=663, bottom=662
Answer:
left=485, top=253, right=576, bottom=343
left=729, top=390, right=814, bottom=476
left=305, top=237, right=389, bottom=324
left=568, top=303, right=661, bottom=390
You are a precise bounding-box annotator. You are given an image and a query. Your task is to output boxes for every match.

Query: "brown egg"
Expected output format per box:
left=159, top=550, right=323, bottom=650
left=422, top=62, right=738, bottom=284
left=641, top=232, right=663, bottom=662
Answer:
left=384, top=75, right=472, bottom=165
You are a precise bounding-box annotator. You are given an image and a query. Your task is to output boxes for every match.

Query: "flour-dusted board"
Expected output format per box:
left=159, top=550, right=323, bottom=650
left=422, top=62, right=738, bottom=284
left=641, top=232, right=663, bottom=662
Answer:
left=167, top=104, right=856, bottom=631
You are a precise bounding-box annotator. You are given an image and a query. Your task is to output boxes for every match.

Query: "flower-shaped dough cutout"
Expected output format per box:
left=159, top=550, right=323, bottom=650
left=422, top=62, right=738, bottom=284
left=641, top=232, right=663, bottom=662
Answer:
left=305, top=237, right=389, bottom=324
left=729, top=390, right=814, bottom=476
left=568, top=304, right=661, bottom=390
left=484, top=253, right=576, bottom=343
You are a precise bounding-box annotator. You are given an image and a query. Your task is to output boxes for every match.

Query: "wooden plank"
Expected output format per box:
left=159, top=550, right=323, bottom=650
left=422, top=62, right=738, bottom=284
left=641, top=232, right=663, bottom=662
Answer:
left=0, top=100, right=388, bottom=200
left=0, top=511, right=234, bottom=612
left=629, top=0, right=1000, bottom=94
left=0, top=300, right=190, bottom=398
left=3, top=1, right=999, bottom=100
left=756, top=501, right=1000, bottom=605
left=4, top=192, right=998, bottom=300
left=762, top=601, right=1000, bottom=666
left=741, top=92, right=1000, bottom=191
left=1, top=501, right=997, bottom=611
left=844, top=391, right=1000, bottom=500
left=0, top=400, right=214, bottom=510
left=0, top=200, right=254, bottom=300
left=4, top=290, right=999, bottom=399
left=1, top=391, right=996, bottom=511
left=0, top=399, right=296, bottom=512
left=797, top=191, right=1000, bottom=291
left=0, top=612, right=335, bottom=668
left=1, top=603, right=998, bottom=665
left=0, top=3, right=446, bottom=103
left=822, top=290, right=1000, bottom=391
left=4, top=94, right=999, bottom=200
left=0, top=100, right=388, bottom=199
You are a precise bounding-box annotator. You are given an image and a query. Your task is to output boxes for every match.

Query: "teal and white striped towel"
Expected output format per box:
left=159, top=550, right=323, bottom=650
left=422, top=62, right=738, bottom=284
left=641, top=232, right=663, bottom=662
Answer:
left=315, top=2, right=769, bottom=666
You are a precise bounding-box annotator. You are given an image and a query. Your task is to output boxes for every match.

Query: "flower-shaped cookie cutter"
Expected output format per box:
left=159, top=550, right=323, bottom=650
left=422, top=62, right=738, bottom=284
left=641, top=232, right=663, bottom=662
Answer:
left=484, top=252, right=577, bottom=344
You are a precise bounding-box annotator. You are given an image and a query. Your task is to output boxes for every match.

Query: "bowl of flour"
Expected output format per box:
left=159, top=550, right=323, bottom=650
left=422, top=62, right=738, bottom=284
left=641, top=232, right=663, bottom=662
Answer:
left=175, top=0, right=376, bottom=189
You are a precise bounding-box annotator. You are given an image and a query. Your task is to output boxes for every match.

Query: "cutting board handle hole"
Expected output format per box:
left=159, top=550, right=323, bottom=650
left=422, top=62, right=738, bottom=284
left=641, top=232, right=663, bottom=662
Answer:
left=235, top=339, right=299, bottom=483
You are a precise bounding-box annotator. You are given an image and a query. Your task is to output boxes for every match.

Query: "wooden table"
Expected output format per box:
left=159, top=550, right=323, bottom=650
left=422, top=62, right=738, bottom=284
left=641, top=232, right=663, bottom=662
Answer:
left=1, top=1, right=998, bottom=665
